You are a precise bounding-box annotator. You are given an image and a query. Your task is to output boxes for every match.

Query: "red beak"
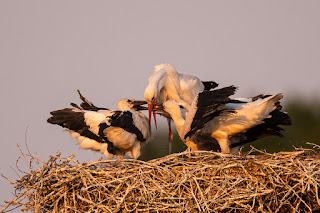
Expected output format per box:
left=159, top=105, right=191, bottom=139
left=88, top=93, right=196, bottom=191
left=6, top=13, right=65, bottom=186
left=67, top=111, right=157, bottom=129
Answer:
left=148, top=103, right=157, bottom=130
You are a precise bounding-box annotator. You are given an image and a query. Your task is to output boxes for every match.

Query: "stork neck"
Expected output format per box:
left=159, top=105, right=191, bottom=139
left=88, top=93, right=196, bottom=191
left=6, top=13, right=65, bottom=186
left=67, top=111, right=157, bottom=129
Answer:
left=165, top=107, right=185, bottom=137
left=144, top=71, right=167, bottom=103
left=152, top=70, right=167, bottom=91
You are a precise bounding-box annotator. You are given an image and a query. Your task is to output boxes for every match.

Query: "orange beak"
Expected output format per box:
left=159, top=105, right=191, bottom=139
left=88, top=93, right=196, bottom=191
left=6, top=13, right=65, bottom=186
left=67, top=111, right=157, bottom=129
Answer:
left=148, top=102, right=157, bottom=130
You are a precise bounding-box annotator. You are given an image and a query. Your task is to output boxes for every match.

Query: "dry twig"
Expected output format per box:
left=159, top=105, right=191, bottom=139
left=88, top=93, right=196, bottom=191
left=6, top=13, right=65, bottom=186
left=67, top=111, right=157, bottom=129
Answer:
left=1, top=147, right=320, bottom=212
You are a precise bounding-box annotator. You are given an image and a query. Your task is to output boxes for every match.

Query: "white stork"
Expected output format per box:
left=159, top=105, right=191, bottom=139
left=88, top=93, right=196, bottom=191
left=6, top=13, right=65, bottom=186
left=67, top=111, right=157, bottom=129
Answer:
left=159, top=86, right=292, bottom=154
left=144, top=63, right=218, bottom=153
left=47, top=90, right=151, bottom=160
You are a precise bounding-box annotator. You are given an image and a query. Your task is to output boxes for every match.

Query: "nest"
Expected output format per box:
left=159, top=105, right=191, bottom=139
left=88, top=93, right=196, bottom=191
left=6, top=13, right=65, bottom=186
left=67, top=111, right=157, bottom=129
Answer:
left=1, top=145, right=320, bottom=213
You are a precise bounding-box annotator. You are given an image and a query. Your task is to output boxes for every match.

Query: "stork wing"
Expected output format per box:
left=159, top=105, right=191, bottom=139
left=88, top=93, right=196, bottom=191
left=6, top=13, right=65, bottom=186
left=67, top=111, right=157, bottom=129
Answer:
left=47, top=108, right=102, bottom=142
left=184, top=86, right=238, bottom=139
left=73, top=90, right=109, bottom=111
left=201, top=81, right=219, bottom=91
left=99, top=111, right=146, bottom=142
left=230, top=108, right=292, bottom=148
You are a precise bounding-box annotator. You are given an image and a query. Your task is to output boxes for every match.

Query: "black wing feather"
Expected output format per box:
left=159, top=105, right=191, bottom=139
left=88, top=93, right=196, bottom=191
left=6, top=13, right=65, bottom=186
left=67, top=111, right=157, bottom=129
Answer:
left=184, top=86, right=238, bottom=139
left=98, top=122, right=115, bottom=154
left=230, top=110, right=292, bottom=148
left=201, top=81, right=219, bottom=91
left=47, top=109, right=101, bottom=142
left=76, top=90, right=109, bottom=111
left=100, top=111, right=146, bottom=142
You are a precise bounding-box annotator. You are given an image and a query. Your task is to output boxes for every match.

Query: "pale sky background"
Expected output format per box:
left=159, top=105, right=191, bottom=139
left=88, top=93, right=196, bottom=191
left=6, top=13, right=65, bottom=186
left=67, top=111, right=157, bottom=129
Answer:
left=1, top=1, right=319, bottom=207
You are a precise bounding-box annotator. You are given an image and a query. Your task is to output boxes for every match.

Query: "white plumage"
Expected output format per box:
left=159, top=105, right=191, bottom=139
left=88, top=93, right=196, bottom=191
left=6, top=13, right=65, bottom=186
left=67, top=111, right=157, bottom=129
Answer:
left=144, top=63, right=218, bottom=153
left=144, top=63, right=218, bottom=109
left=145, top=63, right=206, bottom=105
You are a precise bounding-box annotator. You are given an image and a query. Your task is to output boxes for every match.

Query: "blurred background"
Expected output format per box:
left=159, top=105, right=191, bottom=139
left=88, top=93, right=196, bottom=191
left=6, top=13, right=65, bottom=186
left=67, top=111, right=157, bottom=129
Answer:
left=1, top=1, right=319, bottom=207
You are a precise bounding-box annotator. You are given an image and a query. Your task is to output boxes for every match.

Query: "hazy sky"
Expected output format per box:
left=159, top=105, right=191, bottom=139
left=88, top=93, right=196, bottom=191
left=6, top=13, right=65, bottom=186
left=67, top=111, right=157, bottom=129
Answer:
left=1, top=1, right=319, bottom=206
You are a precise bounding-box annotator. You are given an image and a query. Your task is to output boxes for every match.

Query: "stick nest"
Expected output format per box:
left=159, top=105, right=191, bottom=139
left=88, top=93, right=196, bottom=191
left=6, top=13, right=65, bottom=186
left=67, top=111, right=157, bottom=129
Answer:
left=2, top=145, right=320, bottom=212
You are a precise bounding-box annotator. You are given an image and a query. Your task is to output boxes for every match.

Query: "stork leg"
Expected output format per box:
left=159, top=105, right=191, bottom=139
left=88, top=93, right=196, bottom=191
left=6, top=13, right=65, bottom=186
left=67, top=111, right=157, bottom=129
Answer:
left=116, top=153, right=124, bottom=163
left=185, top=141, right=198, bottom=158
left=167, top=118, right=173, bottom=154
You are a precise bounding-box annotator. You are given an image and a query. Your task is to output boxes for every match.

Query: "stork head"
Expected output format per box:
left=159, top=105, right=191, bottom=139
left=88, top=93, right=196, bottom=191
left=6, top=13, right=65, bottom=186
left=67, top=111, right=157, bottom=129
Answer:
left=153, top=63, right=176, bottom=74
left=144, top=63, right=176, bottom=130
left=117, top=99, right=147, bottom=111
left=144, top=88, right=158, bottom=130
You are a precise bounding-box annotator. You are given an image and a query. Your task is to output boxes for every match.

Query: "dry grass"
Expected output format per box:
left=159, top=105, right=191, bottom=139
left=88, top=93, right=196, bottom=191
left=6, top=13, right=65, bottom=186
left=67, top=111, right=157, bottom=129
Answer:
left=1, top=144, right=320, bottom=212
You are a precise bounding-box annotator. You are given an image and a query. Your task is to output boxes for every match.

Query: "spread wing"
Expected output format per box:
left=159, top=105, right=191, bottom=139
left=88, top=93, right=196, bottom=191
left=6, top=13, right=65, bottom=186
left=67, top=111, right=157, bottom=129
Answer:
left=230, top=107, right=292, bottom=148
left=47, top=108, right=103, bottom=142
left=184, top=86, right=239, bottom=139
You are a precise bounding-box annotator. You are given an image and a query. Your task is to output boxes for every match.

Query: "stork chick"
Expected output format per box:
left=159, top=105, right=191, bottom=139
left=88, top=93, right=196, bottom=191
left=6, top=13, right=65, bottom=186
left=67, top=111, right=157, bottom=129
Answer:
left=160, top=86, right=291, bottom=155
left=47, top=90, right=151, bottom=160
